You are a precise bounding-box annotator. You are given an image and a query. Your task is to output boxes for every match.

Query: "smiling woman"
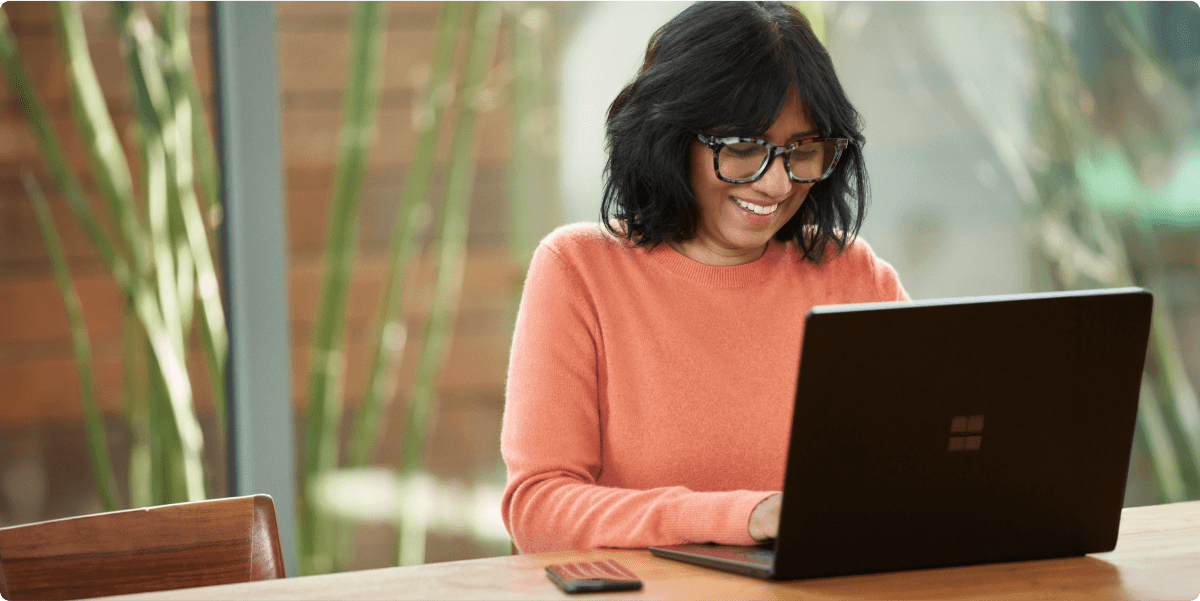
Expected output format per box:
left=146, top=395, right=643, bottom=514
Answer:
left=680, top=91, right=843, bottom=266
left=598, top=1, right=870, bottom=266
left=501, top=1, right=909, bottom=554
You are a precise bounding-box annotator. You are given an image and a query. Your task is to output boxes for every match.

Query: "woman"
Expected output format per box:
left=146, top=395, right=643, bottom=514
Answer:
left=501, top=1, right=908, bottom=553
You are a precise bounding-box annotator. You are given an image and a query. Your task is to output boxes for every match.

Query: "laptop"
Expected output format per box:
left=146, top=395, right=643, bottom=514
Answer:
left=650, top=287, right=1153, bottom=580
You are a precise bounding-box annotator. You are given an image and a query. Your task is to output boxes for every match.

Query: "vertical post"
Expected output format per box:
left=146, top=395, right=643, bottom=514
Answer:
left=211, top=1, right=297, bottom=576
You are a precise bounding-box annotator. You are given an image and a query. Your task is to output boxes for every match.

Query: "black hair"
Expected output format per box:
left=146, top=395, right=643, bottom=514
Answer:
left=600, top=1, right=868, bottom=263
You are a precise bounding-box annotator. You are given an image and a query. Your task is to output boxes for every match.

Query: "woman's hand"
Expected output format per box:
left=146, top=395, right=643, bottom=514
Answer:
left=748, top=493, right=782, bottom=541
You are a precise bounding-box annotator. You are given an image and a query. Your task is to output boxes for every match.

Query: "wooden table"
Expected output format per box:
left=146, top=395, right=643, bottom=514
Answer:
left=102, top=501, right=1200, bottom=600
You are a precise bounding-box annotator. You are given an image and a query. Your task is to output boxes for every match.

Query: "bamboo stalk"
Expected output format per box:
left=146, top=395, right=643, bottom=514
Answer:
left=133, top=281, right=205, bottom=502
left=396, top=1, right=502, bottom=567
left=52, top=2, right=145, bottom=277
left=147, top=128, right=192, bottom=503
left=331, top=2, right=463, bottom=570
left=4, top=1, right=150, bottom=511
left=300, top=0, right=389, bottom=575
left=24, top=173, right=122, bottom=512
left=6, top=0, right=214, bottom=508
left=147, top=353, right=170, bottom=505
left=125, top=315, right=152, bottom=508
left=114, top=1, right=207, bottom=502
left=158, top=2, right=222, bottom=232
left=161, top=0, right=229, bottom=437
left=348, top=0, right=464, bottom=470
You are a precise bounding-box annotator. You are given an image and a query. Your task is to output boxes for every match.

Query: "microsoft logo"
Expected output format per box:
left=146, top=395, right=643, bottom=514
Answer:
left=949, top=415, right=984, bottom=451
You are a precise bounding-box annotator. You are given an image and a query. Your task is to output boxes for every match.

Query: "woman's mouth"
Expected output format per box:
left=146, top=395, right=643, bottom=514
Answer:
left=733, top=198, right=780, bottom=216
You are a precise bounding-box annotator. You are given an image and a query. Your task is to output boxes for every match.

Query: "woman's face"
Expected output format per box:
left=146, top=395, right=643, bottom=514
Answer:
left=675, top=92, right=817, bottom=266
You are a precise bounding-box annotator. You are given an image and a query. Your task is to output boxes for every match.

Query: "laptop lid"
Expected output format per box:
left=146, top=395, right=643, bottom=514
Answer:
left=652, top=287, right=1153, bottom=580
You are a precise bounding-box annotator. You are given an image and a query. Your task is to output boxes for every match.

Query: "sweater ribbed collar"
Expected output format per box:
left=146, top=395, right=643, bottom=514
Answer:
left=646, top=239, right=787, bottom=288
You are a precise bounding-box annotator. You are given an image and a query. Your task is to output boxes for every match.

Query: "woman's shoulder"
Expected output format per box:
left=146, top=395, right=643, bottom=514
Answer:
left=779, top=230, right=880, bottom=269
left=537, top=221, right=632, bottom=261
left=787, top=231, right=907, bottom=302
left=778, top=232, right=907, bottom=301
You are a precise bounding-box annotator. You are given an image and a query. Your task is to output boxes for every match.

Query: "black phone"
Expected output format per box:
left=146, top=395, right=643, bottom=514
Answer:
left=545, top=559, right=643, bottom=594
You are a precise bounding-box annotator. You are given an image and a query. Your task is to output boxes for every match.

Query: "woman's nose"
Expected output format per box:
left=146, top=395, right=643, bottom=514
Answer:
left=751, top=153, right=792, bottom=199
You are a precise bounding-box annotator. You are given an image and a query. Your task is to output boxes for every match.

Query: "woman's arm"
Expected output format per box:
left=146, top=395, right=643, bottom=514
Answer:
left=501, top=241, right=775, bottom=553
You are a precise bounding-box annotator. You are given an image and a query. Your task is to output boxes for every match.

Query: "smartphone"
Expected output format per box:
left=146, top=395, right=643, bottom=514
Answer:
left=545, top=559, right=643, bottom=594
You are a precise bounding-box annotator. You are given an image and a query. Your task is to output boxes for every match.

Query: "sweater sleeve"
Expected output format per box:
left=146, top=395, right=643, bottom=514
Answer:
left=501, top=241, right=774, bottom=553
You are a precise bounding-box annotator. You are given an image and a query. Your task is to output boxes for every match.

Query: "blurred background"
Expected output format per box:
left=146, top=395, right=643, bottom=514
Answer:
left=1, top=0, right=1197, bottom=578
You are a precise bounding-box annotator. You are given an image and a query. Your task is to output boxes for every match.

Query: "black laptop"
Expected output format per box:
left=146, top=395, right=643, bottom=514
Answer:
left=650, top=287, right=1153, bottom=580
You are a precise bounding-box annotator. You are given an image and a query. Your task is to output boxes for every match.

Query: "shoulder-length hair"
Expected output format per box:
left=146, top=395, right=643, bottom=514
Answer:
left=600, top=1, right=868, bottom=263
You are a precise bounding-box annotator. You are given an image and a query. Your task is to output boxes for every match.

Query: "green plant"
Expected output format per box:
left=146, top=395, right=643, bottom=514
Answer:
left=819, top=1, right=1197, bottom=504
left=393, top=1, right=502, bottom=567
left=299, top=0, right=506, bottom=572
left=23, top=173, right=121, bottom=512
left=0, top=1, right=225, bottom=508
left=298, top=0, right=390, bottom=576
left=337, top=0, right=461, bottom=571
left=1012, top=2, right=1199, bottom=502
left=6, top=1, right=530, bottom=572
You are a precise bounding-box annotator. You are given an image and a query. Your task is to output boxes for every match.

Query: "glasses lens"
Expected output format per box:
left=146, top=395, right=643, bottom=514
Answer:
left=717, top=142, right=769, bottom=181
left=787, top=139, right=839, bottom=181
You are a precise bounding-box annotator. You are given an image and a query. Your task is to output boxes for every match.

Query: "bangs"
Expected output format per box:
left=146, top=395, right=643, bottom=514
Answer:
left=644, top=16, right=846, bottom=141
left=643, top=12, right=795, bottom=138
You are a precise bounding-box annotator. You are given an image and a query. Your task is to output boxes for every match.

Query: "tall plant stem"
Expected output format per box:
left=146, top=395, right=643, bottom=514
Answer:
left=330, top=3, right=463, bottom=570
left=53, top=2, right=145, bottom=277
left=300, top=0, right=389, bottom=576
left=24, top=174, right=121, bottom=512
left=161, top=1, right=229, bottom=438
left=125, top=315, right=152, bottom=508
left=348, top=1, right=464, bottom=470
left=155, top=3, right=223, bottom=236
left=114, top=1, right=206, bottom=502
left=396, top=1, right=502, bottom=567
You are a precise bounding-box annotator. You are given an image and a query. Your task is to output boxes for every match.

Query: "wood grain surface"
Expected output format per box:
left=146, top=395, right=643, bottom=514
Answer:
left=93, top=500, right=1200, bottom=601
left=0, top=495, right=284, bottom=601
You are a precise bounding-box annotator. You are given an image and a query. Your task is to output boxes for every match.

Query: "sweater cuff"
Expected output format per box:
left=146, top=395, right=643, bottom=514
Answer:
left=660, top=490, right=778, bottom=546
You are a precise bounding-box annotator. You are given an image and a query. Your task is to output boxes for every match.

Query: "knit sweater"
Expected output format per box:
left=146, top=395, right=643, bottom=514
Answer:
left=501, top=222, right=909, bottom=553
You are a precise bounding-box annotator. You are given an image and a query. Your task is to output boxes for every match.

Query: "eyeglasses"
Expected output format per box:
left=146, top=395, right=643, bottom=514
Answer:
left=696, top=133, right=851, bottom=184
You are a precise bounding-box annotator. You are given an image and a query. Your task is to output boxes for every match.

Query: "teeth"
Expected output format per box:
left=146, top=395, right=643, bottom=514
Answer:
left=734, top=198, right=780, bottom=215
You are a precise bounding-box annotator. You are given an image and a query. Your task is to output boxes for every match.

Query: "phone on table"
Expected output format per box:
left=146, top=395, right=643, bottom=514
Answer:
left=545, top=559, right=643, bottom=594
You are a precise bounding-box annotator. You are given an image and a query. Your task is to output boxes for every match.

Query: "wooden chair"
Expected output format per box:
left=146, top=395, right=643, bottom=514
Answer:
left=0, top=494, right=285, bottom=600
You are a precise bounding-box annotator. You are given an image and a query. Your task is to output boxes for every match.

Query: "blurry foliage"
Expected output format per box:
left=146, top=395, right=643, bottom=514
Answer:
left=1013, top=2, right=1200, bottom=501
left=299, top=1, right=391, bottom=576
left=3, top=0, right=539, bottom=576
left=0, top=2, right=224, bottom=510
left=827, top=0, right=1198, bottom=503
left=315, top=1, right=556, bottom=573
left=300, top=1, right=510, bottom=575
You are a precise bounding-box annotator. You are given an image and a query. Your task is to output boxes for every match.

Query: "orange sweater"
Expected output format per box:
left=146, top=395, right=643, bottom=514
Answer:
left=501, top=223, right=909, bottom=552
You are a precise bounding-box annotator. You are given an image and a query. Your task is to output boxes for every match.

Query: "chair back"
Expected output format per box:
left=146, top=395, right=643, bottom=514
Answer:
left=0, top=494, right=285, bottom=600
